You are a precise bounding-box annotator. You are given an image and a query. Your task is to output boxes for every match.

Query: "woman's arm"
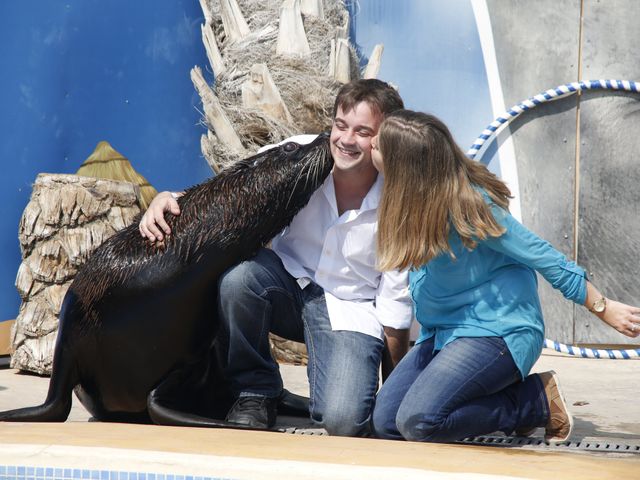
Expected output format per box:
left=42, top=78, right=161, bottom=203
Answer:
left=483, top=205, right=587, bottom=303
left=584, top=281, right=640, bottom=338
left=483, top=203, right=640, bottom=337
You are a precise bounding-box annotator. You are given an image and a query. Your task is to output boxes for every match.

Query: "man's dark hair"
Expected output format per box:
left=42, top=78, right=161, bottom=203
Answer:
left=333, top=79, right=404, bottom=118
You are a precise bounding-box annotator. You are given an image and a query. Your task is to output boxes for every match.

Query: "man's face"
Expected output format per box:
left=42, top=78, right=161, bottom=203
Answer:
left=330, top=102, right=383, bottom=174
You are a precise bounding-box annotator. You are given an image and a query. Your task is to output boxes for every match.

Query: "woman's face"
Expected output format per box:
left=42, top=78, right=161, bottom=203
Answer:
left=370, top=134, right=384, bottom=173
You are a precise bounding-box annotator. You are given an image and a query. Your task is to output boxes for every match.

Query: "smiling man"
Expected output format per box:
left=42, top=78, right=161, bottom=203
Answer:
left=139, top=79, right=412, bottom=436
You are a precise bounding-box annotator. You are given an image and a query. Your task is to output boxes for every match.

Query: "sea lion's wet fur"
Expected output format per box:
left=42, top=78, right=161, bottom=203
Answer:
left=0, top=135, right=332, bottom=426
left=74, top=137, right=331, bottom=319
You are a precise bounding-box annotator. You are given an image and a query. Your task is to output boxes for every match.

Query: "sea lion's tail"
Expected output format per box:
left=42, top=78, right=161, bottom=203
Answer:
left=0, top=294, right=80, bottom=422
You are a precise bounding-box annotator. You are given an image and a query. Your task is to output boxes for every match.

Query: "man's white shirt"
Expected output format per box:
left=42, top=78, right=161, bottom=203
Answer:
left=262, top=135, right=413, bottom=340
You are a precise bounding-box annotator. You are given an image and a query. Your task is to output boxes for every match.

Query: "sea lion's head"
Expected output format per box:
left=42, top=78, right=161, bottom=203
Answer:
left=245, top=132, right=333, bottom=206
left=176, top=133, right=333, bottom=249
left=230, top=132, right=333, bottom=239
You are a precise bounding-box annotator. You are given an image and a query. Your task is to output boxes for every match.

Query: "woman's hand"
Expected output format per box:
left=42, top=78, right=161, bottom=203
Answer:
left=599, top=299, right=640, bottom=338
left=139, top=191, right=182, bottom=242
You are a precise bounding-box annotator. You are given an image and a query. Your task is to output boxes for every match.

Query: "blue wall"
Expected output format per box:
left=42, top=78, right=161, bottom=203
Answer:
left=349, top=0, right=494, bottom=149
left=0, top=0, right=499, bottom=323
left=0, top=0, right=212, bottom=321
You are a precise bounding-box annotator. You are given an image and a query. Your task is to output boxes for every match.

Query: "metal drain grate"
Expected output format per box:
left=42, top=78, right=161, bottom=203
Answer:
left=458, top=435, right=640, bottom=454
left=280, top=427, right=640, bottom=454
left=282, top=426, right=327, bottom=435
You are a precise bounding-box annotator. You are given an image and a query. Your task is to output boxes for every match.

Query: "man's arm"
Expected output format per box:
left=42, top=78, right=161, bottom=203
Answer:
left=376, top=267, right=413, bottom=381
left=139, top=136, right=317, bottom=242
left=381, top=326, right=410, bottom=382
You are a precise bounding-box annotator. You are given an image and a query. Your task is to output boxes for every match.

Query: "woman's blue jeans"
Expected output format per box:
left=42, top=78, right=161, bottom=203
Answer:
left=217, top=248, right=383, bottom=437
left=372, top=336, right=549, bottom=442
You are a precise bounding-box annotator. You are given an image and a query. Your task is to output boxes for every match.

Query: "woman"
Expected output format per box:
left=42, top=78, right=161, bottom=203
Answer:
left=370, top=110, right=640, bottom=444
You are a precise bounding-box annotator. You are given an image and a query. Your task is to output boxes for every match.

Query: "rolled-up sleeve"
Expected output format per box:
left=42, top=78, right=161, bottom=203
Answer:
left=485, top=203, right=588, bottom=304
left=376, top=269, right=414, bottom=329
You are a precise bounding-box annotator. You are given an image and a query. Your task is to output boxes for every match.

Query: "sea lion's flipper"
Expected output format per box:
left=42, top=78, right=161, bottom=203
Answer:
left=277, top=389, right=310, bottom=417
left=0, top=293, right=82, bottom=422
left=147, top=371, right=250, bottom=429
left=147, top=394, right=247, bottom=429
left=0, top=337, right=77, bottom=422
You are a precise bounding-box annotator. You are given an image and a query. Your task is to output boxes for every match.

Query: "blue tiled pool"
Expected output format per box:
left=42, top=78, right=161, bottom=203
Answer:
left=0, top=466, right=233, bottom=480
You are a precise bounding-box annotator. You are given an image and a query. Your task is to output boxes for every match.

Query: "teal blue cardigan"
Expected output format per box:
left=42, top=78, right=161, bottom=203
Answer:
left=410, top=193, right=587, bottom=378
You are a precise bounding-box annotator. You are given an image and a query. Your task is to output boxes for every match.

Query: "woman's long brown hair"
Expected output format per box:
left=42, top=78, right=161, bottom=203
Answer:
left=377, top=110, right=512, bottom=271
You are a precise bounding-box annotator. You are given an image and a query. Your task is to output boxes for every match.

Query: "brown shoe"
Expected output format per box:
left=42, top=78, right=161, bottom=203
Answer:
left=539, top=370, right=573, bottom=444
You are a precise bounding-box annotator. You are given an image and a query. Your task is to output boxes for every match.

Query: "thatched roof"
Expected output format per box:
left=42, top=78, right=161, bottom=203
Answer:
left=76, top=141, right=158, bottom=209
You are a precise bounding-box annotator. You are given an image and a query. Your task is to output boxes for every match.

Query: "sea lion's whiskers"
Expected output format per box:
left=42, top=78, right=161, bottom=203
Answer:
left=285, top=149, right=321, bottom=208
left=286, top=169, right=306, bottom=209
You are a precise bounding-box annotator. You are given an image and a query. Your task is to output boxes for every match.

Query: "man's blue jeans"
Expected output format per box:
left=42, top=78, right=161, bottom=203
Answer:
left=372, top=336, right=549, bottom=442
left=217, top=248, right=384, bottom=436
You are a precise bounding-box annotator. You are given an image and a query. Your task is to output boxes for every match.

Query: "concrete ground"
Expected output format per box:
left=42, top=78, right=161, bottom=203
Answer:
left=1, top=351, right=640, bottom=439
left=0, top=350, right=639, bottom=479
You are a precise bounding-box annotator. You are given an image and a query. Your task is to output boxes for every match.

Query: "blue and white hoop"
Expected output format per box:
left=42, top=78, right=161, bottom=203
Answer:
left=544, top=339, right=639, bottom=359
left=469, top=79, right=640, bottom=359
left=467, top=79, right=640, bottom=160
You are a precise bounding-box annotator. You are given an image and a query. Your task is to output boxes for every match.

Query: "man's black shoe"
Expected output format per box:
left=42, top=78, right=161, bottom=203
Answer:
left=225, top=395, right=277, bottom=429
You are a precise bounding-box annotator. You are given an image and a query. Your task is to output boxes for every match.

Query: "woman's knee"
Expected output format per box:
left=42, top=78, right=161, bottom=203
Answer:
left=396, top=407, right=446, bottom=442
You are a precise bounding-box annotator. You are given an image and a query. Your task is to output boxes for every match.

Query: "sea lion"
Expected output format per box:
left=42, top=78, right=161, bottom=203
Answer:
left=0, top=133, right=332, bottom=428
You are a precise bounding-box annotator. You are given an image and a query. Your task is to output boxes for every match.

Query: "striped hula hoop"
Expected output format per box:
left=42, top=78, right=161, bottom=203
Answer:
left=469, top=79, right=640, bottom=359
left=467, top=79, right=640, bottom=160
left=544, top=339, right=640, bottom=359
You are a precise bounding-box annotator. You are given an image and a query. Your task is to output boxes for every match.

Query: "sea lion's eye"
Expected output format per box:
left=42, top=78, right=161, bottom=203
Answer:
left=283, top=142, right=299, bottom=153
